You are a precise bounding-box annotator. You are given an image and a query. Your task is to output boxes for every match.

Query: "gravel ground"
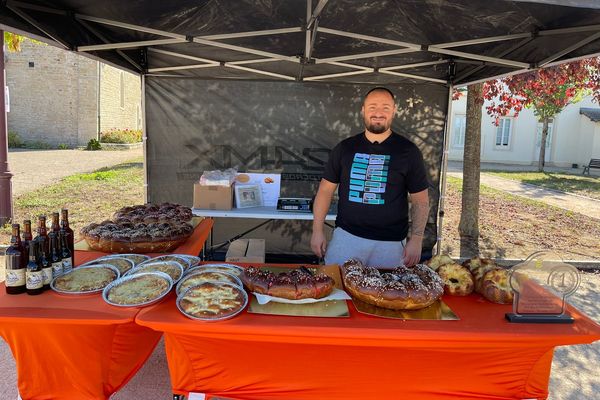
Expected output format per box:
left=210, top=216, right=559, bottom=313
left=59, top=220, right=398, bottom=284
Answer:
left=6, top=148, right=142, bottom=196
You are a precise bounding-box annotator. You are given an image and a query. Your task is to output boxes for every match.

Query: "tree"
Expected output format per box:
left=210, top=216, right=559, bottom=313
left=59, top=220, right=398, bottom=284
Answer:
left=458, top=83, right=483, bottom=257
left=482, top=58, right=600, bottom=171
left=4, top=32, right=25, bottom=52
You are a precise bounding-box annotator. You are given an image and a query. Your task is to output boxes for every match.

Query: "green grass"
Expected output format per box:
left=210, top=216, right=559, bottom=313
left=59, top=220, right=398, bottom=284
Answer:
left=446, top=176, right=552, bottom=208
left=1, top=157, right=144, bottom=242
left=485, top=171, right=600, bottom=200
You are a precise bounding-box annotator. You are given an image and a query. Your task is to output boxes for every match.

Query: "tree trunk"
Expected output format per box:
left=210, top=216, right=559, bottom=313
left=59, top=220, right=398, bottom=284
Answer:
left=459, top=83, right=483, bottom=258
left=538, top=117, right=549, bottom=172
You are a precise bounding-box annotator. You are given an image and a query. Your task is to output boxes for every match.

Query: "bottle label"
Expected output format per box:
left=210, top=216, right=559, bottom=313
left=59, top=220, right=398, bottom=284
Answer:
left=42, top=267, right=53, bottom=285
left=52, top=262, right=63, bottom=278
left=6, top=269, right=26, bottom=287
left=26, top=271, right=44, bottom=289
left=62, top=258, right=72, bottom=272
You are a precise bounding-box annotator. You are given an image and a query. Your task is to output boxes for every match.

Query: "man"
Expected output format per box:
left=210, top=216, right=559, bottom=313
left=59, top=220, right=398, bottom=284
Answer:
left=311, top=87, right=429, bottom=267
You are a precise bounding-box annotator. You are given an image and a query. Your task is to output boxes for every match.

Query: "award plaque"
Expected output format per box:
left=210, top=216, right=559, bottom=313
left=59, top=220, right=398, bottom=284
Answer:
left=505, top=251, right=580, bottom=324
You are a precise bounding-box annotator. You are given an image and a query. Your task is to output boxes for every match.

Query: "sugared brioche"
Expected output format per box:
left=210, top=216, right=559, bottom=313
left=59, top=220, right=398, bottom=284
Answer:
left=341, top=259, right=443, bottom=310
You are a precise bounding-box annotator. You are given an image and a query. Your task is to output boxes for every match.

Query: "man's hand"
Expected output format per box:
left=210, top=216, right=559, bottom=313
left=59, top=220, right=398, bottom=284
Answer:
left=402, top=238, right=422, bottom=267
left=311, top=230, right=327, bottom=259
left=311, top=179, right=337, bottom=259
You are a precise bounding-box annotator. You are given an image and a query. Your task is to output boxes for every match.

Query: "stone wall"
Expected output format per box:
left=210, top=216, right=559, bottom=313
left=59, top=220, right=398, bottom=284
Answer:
left=5, top=40, right=141, bottom=147
left=99, top=64, right=142, bottom=133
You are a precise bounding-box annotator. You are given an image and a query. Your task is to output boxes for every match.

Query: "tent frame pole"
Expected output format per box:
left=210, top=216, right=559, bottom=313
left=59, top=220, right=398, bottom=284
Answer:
left=381, top=60, right=448, bottom=71
left=454, top=37, right=535, bottom=83
left=437, top=84, right=454, bottom=256
left=76, top=18, right=143, bottom=71
left=539, top=30, right=600, bottom=66
left=379, top=70, right=447, bottom=84
left=78, top=38, right=185, bottom=52
left=141, top=74, right=148, bottom=203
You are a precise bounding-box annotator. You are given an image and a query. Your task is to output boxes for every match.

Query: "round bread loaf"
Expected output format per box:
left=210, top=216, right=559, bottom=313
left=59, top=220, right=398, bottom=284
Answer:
left=462, top=256, right=498, bottom=294
left=437, top=263, right=474, bottom=296
left=341, top=259, right=443, bottom=310
left=480, top=267, right=514, bottom=304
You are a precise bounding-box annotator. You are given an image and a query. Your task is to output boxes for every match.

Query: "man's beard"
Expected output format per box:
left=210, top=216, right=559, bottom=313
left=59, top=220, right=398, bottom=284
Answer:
left=365, top=118, right=390, bottom=134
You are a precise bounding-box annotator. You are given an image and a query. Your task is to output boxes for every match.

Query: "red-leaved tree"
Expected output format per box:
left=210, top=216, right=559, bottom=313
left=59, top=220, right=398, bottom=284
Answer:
left=482, top=58, right=600, bottom=171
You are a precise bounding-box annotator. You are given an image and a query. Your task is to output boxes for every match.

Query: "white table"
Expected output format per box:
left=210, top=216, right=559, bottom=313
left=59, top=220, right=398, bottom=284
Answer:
left=192, top=206, right=336, bottom=220
left=192, top=206, right=337, bottom=259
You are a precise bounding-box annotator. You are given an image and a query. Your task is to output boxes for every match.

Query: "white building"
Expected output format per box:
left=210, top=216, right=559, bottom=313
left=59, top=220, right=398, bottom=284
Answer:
left=449, top=95, right=600, bottom=169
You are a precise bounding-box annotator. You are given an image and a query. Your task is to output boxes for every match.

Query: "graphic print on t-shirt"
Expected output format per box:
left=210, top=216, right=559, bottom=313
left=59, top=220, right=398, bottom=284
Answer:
left=348, top=152, right=390, bottom=204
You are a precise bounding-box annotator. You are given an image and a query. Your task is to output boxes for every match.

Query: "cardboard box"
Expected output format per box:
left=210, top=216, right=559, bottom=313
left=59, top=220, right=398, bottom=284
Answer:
left=193, top=183, right=233, bottom=210
left=226, top=239, right=266, bottom=263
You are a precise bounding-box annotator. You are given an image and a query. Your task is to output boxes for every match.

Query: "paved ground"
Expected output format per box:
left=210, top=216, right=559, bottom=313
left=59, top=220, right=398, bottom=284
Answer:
left=447, top=161, right=600, bottom=220
left=0, top=155, right=598, bottom=399
left=6, top=147, right=142, bottom=196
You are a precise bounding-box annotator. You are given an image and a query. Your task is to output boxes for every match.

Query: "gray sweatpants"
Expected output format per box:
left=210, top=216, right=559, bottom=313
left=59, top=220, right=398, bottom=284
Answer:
left=324, top=227, right=406, bottom=269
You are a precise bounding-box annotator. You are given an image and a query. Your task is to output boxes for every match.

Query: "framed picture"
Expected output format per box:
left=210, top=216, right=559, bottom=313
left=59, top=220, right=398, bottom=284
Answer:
left=235, top=184, right=263, bottom=208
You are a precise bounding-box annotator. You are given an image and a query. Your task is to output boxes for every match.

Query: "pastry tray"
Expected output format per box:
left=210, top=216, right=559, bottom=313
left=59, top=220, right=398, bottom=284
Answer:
left=351, top=297, right=459, bottom=320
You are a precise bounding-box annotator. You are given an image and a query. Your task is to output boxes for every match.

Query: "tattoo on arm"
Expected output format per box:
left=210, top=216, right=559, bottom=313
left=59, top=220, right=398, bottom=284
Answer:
left=410, top=202, right=429, bottom=237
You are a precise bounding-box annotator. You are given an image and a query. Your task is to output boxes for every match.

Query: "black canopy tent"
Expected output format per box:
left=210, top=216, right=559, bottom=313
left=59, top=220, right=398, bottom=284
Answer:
left=2, top=0, right=600, bottom=257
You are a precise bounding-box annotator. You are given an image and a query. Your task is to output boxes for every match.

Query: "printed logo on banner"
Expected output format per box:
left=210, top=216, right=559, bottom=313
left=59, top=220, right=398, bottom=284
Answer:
left=348, top=153, right=389, bottom=204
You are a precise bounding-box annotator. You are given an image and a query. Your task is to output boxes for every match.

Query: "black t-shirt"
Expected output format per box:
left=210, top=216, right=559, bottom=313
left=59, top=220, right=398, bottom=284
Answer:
left=322, top=132, right=429, bottom=241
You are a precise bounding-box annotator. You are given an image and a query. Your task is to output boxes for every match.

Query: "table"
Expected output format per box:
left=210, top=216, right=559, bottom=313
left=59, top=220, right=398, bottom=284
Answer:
left=192, top=207, right=336, bottom=258
left=136, top=272, right=600, bottom=400
left=0, top=218, right=213, bottom=400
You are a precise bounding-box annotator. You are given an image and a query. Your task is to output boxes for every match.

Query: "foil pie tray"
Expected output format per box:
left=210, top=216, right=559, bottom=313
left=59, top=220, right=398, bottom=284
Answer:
left=140, top=254, right=192, bottom=271
left=103, top=271, right=173, bottom=308
left=185, top=263, right=244, bottom=277
left=125, top=261, right=184, bottom=284
left=176, top=269, right=243, bottom=296
left=50, top=264, right=121, bottom=295
left=80, top=256, right=136, bottom=275
left=176, top=281, right=248, bottom=322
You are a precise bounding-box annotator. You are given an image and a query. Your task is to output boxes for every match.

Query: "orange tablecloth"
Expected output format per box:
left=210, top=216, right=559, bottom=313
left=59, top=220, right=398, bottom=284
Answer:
left=0, top=218, right=213, bottom=400
left=75, top=218, right=213, bottom=265
left=136, top=279, right=600, bottom=400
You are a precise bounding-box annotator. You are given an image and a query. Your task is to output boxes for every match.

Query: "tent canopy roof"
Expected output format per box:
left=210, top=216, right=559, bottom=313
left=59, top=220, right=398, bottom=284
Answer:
left=2, top=0, right=600, bottom=86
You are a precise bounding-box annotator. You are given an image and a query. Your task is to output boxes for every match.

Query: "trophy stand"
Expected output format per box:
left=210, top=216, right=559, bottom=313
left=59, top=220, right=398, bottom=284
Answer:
left=505, top=251, right=580, bottom=324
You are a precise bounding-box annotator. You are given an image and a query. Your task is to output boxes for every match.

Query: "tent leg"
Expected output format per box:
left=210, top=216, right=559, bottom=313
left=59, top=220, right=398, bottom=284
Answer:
left=0, top=31, right=13, bottom=226
left=141, top=74, right=149, bottom=203
left=436, top=84, right=454, bottom=256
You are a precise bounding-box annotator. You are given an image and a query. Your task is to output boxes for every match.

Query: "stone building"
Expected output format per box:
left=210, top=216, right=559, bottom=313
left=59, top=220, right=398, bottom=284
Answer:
left=5, top=40, right=141, bottom=147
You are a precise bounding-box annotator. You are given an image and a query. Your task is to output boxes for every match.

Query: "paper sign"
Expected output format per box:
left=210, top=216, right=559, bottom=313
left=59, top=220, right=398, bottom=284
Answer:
left=236, top=173, right=281, bottom=206
left=188, top=393, right=206, bottom=400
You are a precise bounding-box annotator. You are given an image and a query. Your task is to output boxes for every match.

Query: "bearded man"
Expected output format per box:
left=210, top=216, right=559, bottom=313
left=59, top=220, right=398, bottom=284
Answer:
left=310, top=87, right=430, bottom=267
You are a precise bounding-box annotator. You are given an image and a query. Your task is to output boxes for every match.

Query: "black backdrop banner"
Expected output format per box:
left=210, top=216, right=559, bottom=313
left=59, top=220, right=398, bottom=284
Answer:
left=146, top=78, right=448, bottom=255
